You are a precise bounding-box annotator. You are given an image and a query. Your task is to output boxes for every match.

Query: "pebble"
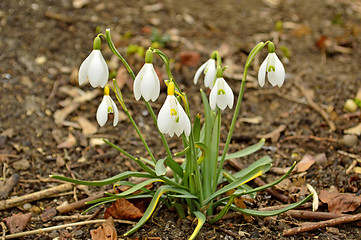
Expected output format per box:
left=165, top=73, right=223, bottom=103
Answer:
left=23, top=203, right=32, bottom=210
left=342, top=134, right=358, bottom=147
left=13, top=159, right=30, bottom=170
left=344, top=99, right=358, bottom=112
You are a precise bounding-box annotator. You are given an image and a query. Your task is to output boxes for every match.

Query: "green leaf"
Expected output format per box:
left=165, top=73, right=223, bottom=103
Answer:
left=189, top=211, right=206, bottom=240
left=82, top=199, right=117, bottom=214
left=209, top=195, right=235, bottom=224
left=107, top=179, right=163, bottom=197
left=155, top=159, right=167, bottom=176
left=233, top=155, right=273, bottom=179
left=134, top=158, right=156, bottom=176
left=193, top=113, right=201, bottom=142
left=140, top=157, right=156, bottom=167
left=50, top=171, right=154, bottom=186
left=231, top=194, right=313, bottom=216
left=233, top=161, right=297, bottom=196
left=168, top=194, right=199, bottom=199
left=124, top=186, right=197, bottom=236
left=204, top=163, right=272, bottom=205
left=164, top=156, right=183, bottom=178
left=219, top=139, right=265, bottom=161
left=222, top=170, right=256, bottom=199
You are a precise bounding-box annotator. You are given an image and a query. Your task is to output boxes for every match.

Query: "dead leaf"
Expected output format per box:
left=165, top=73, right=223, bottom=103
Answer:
left=4, top=212, right=32, bottom=234
left=257, top=124, right=286, bottom=143
left=116, top=67, right=133, bottom=91
left=348, top=175, right=360, bottom=193
left=104, top=198, right=143, bottom=220
left=90, top=217, right=117, bottom=240
left=344, top=123, right=361, bottom=135
left=296, top=154, right=316, bottom=172
left=57, top=133, right=77, bottom=149
left=179, top=51, right=201, bottom=67
left=54, top=104, right=80, bottom=124
left=56, top=155, right=66, bottom=167
left=239, top=116, right=263, bottom=124
left=319, top=190, right=361, bottom=214
left=78, top=117, right=98, bottom=135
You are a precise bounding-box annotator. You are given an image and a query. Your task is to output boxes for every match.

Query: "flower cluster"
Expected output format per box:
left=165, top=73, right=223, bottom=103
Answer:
left=79, top=35, right=285, bottom=137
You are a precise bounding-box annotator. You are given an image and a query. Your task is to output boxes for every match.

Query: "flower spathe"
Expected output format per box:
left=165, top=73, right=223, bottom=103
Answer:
left=193, top=58, right=216, bottom=89
left=209, top=77, right=234, bottom=110
left=133, top=63, right=160, bottom=101
left=258, top=52, right=285, bottom=87
left=157, top=82, right=191, bottom=137
left=96, top=87, right=119, bottom=127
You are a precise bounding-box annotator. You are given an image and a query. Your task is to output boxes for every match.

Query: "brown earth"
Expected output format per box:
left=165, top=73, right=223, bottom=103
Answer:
left=1, top=0, right=361, bottom=239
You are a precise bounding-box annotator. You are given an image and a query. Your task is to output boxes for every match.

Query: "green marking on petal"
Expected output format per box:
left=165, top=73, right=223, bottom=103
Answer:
left=108, top=106, right=113, bottom=113
left=267, top=65, right=275, bottom=72
left=176, top=117, right=180, bottom=123
left=170, top=108, right=177, bottom=116
left=218, top=89, right=225, bottom=95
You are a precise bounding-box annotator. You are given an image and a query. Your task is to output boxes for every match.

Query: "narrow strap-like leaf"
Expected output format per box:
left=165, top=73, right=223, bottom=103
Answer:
left=189, top=211, right=206, bottom=240
left=218, top=138, right=265, bottom=161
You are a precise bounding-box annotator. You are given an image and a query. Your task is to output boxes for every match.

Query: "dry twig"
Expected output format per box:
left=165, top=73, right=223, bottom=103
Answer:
left=0, top=174, right=20, bottom=200
left=283, top=212, right=361, bottom=236
left=1, top=219, right=135, bottom=239
left=294, top=71, right=336, bottom=132
left=0, top=183, right=73, bottom=211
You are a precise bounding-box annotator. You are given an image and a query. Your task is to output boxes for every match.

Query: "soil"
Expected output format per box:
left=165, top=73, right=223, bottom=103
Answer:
left=1, top=0, right=361, bottom=239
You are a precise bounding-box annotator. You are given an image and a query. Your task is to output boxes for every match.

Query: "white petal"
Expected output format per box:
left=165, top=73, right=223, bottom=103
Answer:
left=178, top=106, right=191, bottom=136
left=99, top=52, right=109, bottom=88
left=193, top=61, right=207, bottom=85
left=274, top=54, right=285, bottom=87
left=209, top=79, right=219, bottom=110
left=149, top=65, right=160, bottom=101
left=140, top=65, right=156, bottom=101
left=258, top=55, right=268, bottom=87
left=204, top=59, right=216, bottom=89
left=96, top=96, right=109, bottom=127
left=157, top=96, right=172, bottom=134
left=110, top=98, right=119, bottom=127
left=133, top=64, right=148, bottom=100
left=266, top=53, right=279, bottom=86
left=78, top=51, right=93, bottom=85
left=88, top=50, right=108, bottom=88
left=223, top=79, right=234, bottom=109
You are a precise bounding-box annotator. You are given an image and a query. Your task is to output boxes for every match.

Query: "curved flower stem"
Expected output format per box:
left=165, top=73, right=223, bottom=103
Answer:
left=215, top=41, right=270, bottom=182
left=105, top=29, right=135, bottom=79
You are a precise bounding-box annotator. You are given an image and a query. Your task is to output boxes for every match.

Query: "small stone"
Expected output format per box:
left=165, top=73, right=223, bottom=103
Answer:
left=35, top=56, right=47, bottom=65
left=90, top=138, right=105, bottom=146
left=23, top=203, right=32, bottom=210
left=342, top=134, right=358, bottom=147
left=344, top=99, right=358, bottom=113
left=13, top=159, right=30, bottom=170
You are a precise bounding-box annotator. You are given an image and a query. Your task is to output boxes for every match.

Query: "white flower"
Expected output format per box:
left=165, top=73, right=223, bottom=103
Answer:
left=157, top=95, right=191, bottom=137
left=96, top=94, right=119, bottom=127
left=133, top=63, right=160, bottom=101
left=193, top=58, right=216, bottom=89
left=258, top=53, right=285, bottom=87
left=79, top=50, right=109, bottom=88
left=209, top=77, right=234, bottom=110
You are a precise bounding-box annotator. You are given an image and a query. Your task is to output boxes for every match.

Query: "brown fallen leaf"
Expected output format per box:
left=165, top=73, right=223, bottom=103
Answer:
left=57, top=133, right=77, bottom=149
left=116, top=67, right=133, bottom=91
left=257, top=124, right=286, bottom=142
left=4, top=212, right=32, bottom=234
left=90, top=217, right=117, bottom=240
left=78, top=116, right=98, bottom=135
left=296, top=154, right=316, bottom=172
left=179, top=51, right=201, bottom=67
left=319, top=190, right=361, bottom=214
left=104, top=198, right=143, bottom=220
left=54, top=104, right=80, bottom=125
left=344, top=123, right=361, bottom=136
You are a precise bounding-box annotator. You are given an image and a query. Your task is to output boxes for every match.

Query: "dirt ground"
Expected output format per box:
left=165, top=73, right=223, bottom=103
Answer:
left=1, top=0, right=361, bottom=239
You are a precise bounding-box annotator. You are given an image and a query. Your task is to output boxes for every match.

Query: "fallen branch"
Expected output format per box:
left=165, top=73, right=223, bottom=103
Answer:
left=254, top=177, right=289, bottom=203
left=0, top=183, right=73, bottom=211
left=0, top=174, right=20, bottom=200
left=281, top=135, right=338, bottom=143
left=2, top=219, right=135, bottom=239
left=294, top=71, right=336, bottom=132
left=283, top=212, right=361, bottom=236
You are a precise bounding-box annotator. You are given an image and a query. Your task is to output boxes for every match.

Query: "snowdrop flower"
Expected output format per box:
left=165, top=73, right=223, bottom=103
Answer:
left=79, top=36, right=109, bottom=88
left=133, top=49, right=160, bottom=102
left=96, top=86, right=119, bottom=127
left=157, top=82, right=191, bottom=137
left=258, top=43, right=285, bottom=88
left=209, top=77, right=234, bottom=111
left=193, top=52, right=217, bottom=89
